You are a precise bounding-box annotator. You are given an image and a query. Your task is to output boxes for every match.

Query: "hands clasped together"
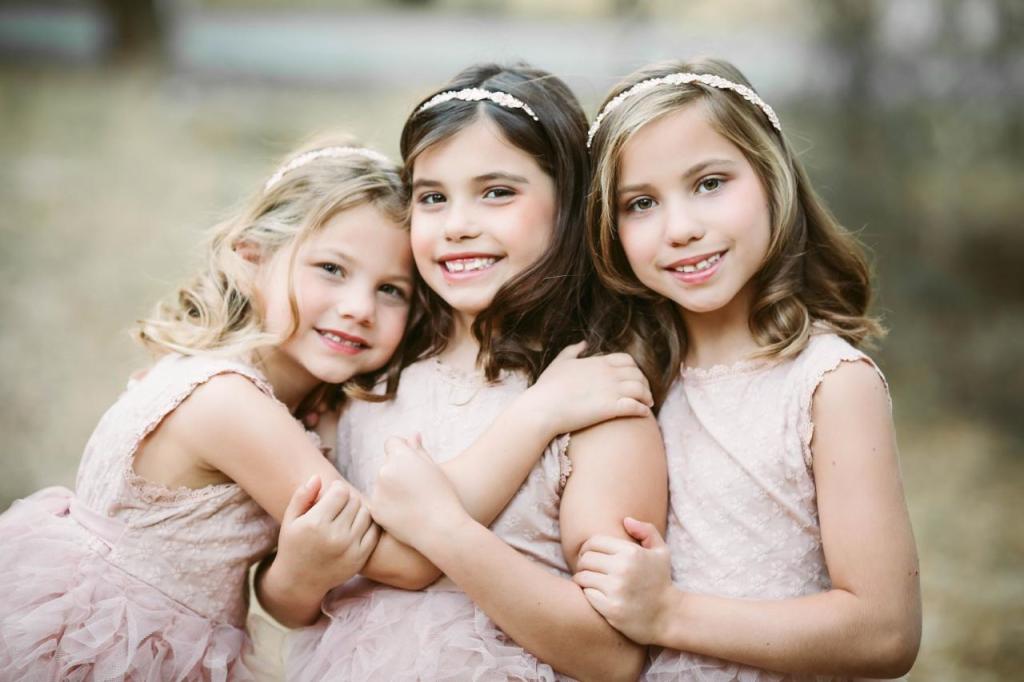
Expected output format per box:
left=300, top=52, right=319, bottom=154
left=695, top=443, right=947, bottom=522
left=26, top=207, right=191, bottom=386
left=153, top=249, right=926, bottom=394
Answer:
left=273, top=342, right=665, bottom=625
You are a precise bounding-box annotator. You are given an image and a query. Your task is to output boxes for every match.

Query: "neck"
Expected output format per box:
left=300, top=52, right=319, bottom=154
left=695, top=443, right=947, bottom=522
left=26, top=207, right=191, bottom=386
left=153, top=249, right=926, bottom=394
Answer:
left=680, top=283, right=760, bottom=369
left=253, top=348, right=320, bottom=413
left=439, top=310, right=481, bottom=373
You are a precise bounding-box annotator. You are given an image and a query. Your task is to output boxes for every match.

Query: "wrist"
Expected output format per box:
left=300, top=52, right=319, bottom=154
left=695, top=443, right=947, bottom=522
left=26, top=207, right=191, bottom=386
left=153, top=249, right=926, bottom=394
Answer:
left=415, top=510, right=478, bottom=563
left=261, top=556, right=329, bottom=610
left=511, top=390, right=561, bottom=441
left=652, top=584, right=686, bottom=648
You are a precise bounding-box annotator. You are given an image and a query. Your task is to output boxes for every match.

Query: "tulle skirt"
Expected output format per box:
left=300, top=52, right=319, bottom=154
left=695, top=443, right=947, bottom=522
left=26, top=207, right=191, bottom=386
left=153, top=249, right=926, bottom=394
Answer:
left=287, top=577, right=570, bottom=681
left=0, top=487, right=255, bottom=682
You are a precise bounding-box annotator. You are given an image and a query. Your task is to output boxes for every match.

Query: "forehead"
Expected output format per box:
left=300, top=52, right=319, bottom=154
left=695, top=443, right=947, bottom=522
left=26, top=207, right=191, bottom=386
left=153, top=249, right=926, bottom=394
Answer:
left=618, top=102, right=742, bottom=175
left=412, top=115, right=542, bottom=179
left=307, top=203, right=410, bottom=265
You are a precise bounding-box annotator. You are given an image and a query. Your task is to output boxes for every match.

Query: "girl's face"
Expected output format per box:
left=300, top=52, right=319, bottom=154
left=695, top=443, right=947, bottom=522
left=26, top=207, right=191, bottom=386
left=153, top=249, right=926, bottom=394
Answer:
left=615, top=103, right=771, bottom=319
left=409, top=116, right=556, bottom=320
left=256, top=202, right=413, bottom=390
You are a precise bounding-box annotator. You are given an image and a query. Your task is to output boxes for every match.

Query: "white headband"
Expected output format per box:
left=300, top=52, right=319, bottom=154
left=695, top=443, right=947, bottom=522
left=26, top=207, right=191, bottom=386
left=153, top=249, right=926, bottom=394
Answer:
left=415, top=87, right=540, bottom=122
left=264, top=146, right=393, bottom=191
left=587, top=72, right=781, bottom=147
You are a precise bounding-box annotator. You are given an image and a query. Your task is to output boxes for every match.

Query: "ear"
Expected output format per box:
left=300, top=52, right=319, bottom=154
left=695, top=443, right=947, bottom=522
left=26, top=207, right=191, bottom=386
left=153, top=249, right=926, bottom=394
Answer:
left=233, top=238, right=263, bottom=265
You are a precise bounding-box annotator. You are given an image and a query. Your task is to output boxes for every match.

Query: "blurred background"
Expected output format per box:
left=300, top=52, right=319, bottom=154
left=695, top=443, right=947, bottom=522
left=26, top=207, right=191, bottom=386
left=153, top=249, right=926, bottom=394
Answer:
left=1, top=0, right=1021, bottom=677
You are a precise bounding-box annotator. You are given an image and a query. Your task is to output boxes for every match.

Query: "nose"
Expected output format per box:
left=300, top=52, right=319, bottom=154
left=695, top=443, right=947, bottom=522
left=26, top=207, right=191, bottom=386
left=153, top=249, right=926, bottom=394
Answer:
left=337, top=287, right=375, bottom=327
left=442, top=200, right=482, bottom=242
left=664, top=198, right=705, bottom=246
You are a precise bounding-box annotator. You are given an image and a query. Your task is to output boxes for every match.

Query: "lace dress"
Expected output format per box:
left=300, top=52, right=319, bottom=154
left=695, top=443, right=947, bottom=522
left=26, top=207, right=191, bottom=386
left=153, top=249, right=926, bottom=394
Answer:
left=646, top=333, right=890, bottom=682
left=0, top=354, right=279, bottom=681
left=286, top=357, right=574, bottom=681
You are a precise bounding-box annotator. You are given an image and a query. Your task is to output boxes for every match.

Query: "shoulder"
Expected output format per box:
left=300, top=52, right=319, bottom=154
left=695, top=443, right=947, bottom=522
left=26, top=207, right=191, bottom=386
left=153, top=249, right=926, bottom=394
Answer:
left=569, top=414, right=664, bottom=460
left=812, top=357, right=890, bottom=418
left=157, top=370, right=289, bottom=453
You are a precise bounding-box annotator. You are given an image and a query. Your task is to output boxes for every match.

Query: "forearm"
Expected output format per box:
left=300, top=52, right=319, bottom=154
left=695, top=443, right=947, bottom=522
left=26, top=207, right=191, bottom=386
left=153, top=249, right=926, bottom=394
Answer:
left=421, top=516, right=645, bottom=682
left=440, top=394, right=556, bottom=521
left=362, top=397, right=555, bottom=588
left=658, top=586, right=920, bottom=678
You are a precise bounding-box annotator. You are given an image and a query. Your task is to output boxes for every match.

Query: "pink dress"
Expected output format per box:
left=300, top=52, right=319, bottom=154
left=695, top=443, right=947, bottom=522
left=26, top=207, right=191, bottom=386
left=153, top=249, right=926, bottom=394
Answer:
left=0, top=354, right=279, bottom=681
left=647, top=333, right=889, bottom=682
left=286, top=357, right=574, bottom=681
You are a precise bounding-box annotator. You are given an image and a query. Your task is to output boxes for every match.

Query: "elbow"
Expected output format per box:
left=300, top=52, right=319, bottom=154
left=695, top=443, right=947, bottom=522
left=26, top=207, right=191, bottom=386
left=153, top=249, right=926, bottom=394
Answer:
left=861, top=612, right=921, bottom=678
left=874, top=623, right=921, bottom=678
left=578, top=644, right=645, bottom=682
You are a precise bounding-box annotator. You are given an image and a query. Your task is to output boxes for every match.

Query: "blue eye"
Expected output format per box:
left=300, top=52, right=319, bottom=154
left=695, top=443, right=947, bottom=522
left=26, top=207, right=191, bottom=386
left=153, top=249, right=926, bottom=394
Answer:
left=419, top=192, right=446, bottom=205
left=697, top=177, right=723, bottom=194
left=626, top=196, right=657, bottom=213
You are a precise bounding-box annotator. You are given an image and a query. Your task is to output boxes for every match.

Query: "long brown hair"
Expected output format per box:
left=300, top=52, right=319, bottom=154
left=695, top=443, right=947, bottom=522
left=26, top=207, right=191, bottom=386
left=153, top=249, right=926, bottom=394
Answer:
left=587, top=57, right=884, bottom=405
left=399, top=63, right=593, bottom=383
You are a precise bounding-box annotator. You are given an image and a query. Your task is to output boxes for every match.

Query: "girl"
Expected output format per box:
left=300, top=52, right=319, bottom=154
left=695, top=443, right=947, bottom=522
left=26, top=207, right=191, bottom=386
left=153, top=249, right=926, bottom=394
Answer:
left=0, top=135, right=412, bottom=680
left=261, top=63, right=668, bottom=682
left=574, top=58, right=922, bottom=680
left=0, top=127, right=649, bottom=682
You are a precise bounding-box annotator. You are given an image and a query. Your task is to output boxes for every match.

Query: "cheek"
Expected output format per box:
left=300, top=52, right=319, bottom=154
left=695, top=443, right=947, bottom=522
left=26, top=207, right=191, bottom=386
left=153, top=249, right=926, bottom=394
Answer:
left=409, top=220, right=437, bottom=274
left=618, top=224, right=658, bottom=275
left=509, top=202, right=555, bottom=263
left=379, top=307, right=409, bottom=351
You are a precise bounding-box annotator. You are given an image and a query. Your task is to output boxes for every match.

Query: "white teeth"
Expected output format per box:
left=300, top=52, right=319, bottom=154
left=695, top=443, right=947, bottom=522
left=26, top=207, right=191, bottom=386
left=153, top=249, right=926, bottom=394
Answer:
left=444, top=257, right=497, bottom=273
left=321, top=331, right=363, bottom=348
left=674, top=253, right=722, bottom=273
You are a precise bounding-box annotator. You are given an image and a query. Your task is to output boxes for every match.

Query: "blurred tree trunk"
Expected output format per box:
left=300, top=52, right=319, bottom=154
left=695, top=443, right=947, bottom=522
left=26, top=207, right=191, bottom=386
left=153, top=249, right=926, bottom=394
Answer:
left=100, top=0, right=166, bottom=64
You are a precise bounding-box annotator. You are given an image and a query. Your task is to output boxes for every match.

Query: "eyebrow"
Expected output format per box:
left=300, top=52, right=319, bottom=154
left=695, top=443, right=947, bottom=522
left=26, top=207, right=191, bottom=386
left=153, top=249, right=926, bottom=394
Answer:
left=617, top=158, right=737, bottom=194
left=411, top=171, right=530, bottom=190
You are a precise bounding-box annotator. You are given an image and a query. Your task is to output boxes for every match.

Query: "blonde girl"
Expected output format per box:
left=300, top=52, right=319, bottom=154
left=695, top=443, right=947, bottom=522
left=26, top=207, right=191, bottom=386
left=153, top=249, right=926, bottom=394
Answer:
left=0, top=136, right=417, bottom=680
left=574, top=58, right=922, bottom=680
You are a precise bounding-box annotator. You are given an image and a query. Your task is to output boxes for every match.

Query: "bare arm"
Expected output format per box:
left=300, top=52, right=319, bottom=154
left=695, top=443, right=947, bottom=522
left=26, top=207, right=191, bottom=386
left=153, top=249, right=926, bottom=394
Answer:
left=373, top=415, right=668, bottom=682
left=578, top=360, right=921, bottom=678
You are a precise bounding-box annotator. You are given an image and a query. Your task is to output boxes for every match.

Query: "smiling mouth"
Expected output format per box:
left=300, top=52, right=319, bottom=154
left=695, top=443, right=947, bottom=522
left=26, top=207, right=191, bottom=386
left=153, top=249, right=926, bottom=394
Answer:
left=439, top=256, right=501, bottom=275
left=317, top=329, right=369, bottom=352
left=671, top=252, right=723, bottom=273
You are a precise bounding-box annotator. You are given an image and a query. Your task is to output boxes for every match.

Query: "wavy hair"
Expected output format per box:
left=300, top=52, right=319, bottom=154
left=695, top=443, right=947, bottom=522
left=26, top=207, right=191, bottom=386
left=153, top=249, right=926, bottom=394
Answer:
left=135, top=134, right=415, bottom=406
left=399, top=63, right=593, bottom=383
left=587, top=57, right=884, bottom=404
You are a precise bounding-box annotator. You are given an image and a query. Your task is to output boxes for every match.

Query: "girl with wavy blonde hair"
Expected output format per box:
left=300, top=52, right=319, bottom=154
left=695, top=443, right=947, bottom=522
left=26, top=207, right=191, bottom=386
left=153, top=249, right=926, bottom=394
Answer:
left=0, top=134, right=426, bottom=680
left=574, top=57, right=922, bottom=679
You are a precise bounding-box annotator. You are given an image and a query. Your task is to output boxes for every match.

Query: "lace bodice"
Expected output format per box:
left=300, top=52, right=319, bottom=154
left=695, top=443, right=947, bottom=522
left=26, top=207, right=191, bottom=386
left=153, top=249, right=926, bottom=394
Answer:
left=648, top=333, right=888, bottom=681
left=336, top=357, right=572, bottom=579
left=73, top=354, right=279, bottom=626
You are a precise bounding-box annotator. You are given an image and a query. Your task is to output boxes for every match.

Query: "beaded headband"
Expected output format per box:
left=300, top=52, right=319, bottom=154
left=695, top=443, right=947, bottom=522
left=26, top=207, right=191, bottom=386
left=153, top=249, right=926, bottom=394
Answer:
left=265, top=146, right=393, bottom=191
left=415, top=87, right=540, bottom=122
left=587, top=72, right=781, bottom=148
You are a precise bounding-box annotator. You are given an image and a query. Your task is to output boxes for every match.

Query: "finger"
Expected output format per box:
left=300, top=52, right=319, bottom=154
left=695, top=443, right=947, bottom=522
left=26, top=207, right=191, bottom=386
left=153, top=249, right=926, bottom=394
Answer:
left=573, top=569, right=613, bottom=592
left=358, top=522, right=381, bottom=554
left=306, top=480, right=350, bottom=523
left=283, top=474, right=321, bottom=523
left=575, top=550, right=617, bottom=574
left=301, top=411, right=320, bottom=429
left=554, top=340, right=587, bottom=362
left=580, top=534, right=636, bottom=557
left=581, top=587, right=612, bottom=615
left=604, top=352, right=639, bottom=369
left=614, top=397, right=652, bottom=419
left=350, top=503, right=374, bottom=539
left=334, top=487, right=362, bottom=529
left=623, top=517, right=666, bottom=549
left=383, top=435, right=408, bottom=457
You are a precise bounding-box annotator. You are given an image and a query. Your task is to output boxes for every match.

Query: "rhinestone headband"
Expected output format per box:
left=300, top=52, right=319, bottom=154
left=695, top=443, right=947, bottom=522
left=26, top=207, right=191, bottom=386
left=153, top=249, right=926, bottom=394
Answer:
left=415, top=87, right=540, bottom=122
left=587, top=72, right=781, bottom=147
left=265, top=146, right=393, bottom=191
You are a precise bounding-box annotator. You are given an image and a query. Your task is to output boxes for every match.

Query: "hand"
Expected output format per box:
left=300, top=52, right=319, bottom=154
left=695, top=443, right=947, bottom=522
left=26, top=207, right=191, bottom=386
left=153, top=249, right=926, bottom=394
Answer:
left=274, top=475, right=380, bottom=596
left=522, top=342, right=654, bottom=438
left=573, top=517, right=675, bottom=645
left=370, top=435, right=466, bottom=548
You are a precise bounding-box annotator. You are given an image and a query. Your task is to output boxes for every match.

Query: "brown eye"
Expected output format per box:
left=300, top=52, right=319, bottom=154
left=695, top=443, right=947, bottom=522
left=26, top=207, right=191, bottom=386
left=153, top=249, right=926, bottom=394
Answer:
left=626, top=196, right=656, bottom=212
